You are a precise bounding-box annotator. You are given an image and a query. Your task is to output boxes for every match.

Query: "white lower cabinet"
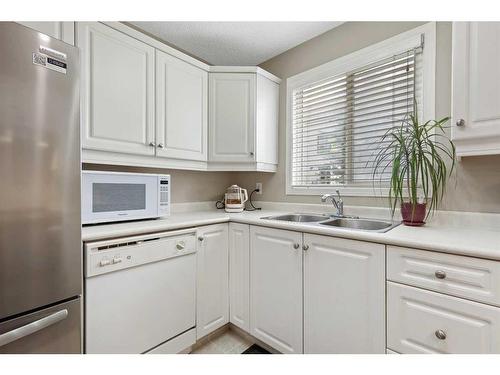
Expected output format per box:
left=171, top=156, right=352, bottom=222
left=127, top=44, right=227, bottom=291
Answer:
left=250, top=226, right=303, bottom=354
left=303, top=234, right=385, bottom=353
left=229, top=223, right=250, bottom=332
left=196, top=224, right=229, bottom=339
left=387, top=245, right=500, bottom=307
left=387, top=282, right=500, bottom=354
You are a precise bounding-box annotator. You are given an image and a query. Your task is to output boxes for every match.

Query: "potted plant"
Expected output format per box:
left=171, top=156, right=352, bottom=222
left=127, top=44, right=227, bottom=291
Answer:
left=372, top=110, right=456, bottom=226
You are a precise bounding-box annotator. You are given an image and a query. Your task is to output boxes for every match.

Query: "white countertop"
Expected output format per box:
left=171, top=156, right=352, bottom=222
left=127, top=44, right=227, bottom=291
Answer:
left=82, top=202, right=500, bottom=261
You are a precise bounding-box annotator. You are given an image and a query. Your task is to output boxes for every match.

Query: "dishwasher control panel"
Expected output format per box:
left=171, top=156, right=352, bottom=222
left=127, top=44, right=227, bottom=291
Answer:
left=85, top=229, right=197, bottom=277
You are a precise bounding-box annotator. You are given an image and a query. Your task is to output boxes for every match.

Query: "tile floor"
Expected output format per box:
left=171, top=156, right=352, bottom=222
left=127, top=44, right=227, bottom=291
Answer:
left=191, top=329, right=254, bottom=354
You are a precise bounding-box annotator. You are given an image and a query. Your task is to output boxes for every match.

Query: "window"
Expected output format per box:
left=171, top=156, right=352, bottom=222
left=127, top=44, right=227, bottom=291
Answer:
left=286, top=23, right=435, bottom=196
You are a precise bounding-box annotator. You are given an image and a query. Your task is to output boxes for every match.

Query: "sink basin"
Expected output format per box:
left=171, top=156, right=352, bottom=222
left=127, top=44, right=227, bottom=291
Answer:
left=262, top=213, right=329, bottom=223
left=319, top=217, right=399, bottom=233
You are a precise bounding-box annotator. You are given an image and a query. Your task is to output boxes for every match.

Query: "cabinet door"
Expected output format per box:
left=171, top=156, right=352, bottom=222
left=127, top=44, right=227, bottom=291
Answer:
left=250, top=226, right=302, bottom=354
left=156, top=51, right=208, bottom=161
left=452, top=22, right=500, bottom=155
left=77, top=22, right=155, bottom=156
left=17, top=22, right=74, bottom=44
left=209, top=73, right=255, bottom=162
left=229, top=223, right=250, bottom=332
left=303, top=234, right=385, bottom=353
left=196, top=224, right=229, bottom=339
left=388, top=282, right=500, bottom=354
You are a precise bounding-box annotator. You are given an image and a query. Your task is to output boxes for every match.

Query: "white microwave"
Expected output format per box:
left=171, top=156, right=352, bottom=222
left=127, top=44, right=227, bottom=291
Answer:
left=82, top=171, right=170, bottom=224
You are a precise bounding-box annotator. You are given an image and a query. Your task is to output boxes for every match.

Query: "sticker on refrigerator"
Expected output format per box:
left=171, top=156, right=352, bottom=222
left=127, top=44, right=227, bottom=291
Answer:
left=32, top=52, right=67, bottom=74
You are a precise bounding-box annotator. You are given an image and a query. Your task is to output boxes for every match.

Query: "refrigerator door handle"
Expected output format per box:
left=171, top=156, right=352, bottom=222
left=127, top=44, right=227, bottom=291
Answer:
left=0, top=309, right=68, bottom=348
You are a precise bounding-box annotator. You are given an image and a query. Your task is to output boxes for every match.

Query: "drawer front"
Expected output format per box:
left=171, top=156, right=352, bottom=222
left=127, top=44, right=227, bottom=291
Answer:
left=387, top=282, right=500, bottom=354
left=387, top=246, right=500, bottom=306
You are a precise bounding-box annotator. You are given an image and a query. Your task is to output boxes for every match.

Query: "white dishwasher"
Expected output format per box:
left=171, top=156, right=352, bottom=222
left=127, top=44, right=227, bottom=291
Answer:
left=84, top=228, right=197, bottom=354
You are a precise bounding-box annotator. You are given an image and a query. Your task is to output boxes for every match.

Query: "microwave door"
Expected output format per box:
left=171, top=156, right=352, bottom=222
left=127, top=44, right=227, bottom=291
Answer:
left=82, top=172, right=158, bottom=224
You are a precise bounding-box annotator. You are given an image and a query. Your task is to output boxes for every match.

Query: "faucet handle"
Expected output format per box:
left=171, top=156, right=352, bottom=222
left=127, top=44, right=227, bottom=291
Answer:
left=336, top=190, right=342, bottom=201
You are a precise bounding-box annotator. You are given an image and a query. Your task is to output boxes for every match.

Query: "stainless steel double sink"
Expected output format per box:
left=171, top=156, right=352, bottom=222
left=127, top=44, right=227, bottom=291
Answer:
left=261, top=213, right=400, bottom=233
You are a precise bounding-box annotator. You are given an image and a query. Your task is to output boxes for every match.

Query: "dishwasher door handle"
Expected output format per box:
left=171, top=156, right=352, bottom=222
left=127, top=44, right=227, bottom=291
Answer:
left=0, top=309, right=68, bottom=348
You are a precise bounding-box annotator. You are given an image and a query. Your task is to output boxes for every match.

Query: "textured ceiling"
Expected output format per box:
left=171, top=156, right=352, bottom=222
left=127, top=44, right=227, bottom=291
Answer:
left=130, top=22, right=343, bottom=65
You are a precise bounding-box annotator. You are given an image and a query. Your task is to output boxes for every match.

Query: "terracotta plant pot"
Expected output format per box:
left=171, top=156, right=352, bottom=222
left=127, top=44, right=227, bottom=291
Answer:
left=400, top=202, right=427, bottom=226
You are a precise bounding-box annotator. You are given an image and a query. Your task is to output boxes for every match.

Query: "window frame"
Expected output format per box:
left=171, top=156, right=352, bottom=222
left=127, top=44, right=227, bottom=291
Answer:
left=285, top=22, right=436, bottom=197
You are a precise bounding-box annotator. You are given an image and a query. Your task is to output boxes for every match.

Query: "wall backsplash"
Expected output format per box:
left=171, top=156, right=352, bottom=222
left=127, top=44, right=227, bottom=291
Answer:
left=233, top=21, right=500, bottom=214
left=83, top=164, right=235, bottom=204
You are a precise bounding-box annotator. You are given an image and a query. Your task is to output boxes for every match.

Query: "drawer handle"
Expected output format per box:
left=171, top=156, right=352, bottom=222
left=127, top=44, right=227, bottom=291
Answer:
left=176, top=242, right=185, bottom=251
left=435, top=270, right=447, bottom=279
left=435, top=329, right=447, bottom=340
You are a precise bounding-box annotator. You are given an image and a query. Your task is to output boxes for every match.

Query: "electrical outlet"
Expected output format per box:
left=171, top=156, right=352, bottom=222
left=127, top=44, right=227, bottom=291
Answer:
left=255, top=182, right=263, bottom=195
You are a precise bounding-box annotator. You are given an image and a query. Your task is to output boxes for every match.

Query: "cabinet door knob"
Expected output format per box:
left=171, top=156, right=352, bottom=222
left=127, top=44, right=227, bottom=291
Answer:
left=249, top=152, right=254, bottom=156
left=176, top=242, right=185, bottom=250
left=302, top=244, right=309, bottom=251
left=435, top=329, right=447, bottom=340
left=456, top=119, right=465, bottom=127
left=149, top=141, right=156, bottom=147
left=157, top=143, right=164, bottom=149
left=293, top=243, right=300, bottom=249
left=435, top=270, right=446, bottom=279
left=198, top=236, right=204, bottom=242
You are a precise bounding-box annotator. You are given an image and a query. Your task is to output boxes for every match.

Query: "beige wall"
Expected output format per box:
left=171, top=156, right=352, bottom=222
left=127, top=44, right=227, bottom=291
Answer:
left=83, top=164, right=234, bottom=204
left=234, top=21, right=500, bottom=214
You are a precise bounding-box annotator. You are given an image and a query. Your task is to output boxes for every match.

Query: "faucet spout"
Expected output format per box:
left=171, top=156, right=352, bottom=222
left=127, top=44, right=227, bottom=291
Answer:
left=320, top=190, right=344, bottom=217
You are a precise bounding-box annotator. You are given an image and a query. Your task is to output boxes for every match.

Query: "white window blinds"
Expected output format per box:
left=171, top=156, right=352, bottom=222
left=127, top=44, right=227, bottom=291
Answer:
left=291, top=45, right=423, bottom=188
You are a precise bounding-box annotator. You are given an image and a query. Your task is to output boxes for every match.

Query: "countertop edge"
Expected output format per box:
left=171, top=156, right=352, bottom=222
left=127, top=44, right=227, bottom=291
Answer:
left=82, top=213, right=500, bottom=261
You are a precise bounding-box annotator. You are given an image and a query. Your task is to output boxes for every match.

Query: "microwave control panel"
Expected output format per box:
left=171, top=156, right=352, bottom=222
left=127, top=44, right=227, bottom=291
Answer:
left=158, top=175, right=170, bottom=217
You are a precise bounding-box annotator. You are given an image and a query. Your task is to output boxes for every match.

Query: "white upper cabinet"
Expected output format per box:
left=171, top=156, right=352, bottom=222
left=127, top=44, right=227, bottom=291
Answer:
left=17, top=22, right=75, bottom=44
left=208, top=68, right=280, bottom=172
left=303, top=234, right=385, bottom=353
left=77, top=22, right=156, bottom=157
left=452, top=22, right=500, bottom=156
left=250, top=226, right=303, bottom=354
left=156, top=51, right=208, bottom=162
left=77, top=22, right=279, bottom=171
left=209, top=73, right=255, bottom=163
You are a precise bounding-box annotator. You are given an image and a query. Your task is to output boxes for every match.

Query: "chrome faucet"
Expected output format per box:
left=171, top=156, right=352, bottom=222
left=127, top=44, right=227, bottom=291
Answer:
left=321, top=190, right=344, bottom=217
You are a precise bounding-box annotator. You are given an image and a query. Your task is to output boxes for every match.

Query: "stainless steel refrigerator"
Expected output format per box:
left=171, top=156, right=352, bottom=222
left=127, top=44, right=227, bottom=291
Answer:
left=0, top=22, right=81, bottom=354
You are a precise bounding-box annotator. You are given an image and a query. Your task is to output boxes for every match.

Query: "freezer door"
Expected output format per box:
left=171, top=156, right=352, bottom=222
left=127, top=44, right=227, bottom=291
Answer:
left=0, top=22, right=81, bottom=319
left=0, top=297, right=81, bottom=354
